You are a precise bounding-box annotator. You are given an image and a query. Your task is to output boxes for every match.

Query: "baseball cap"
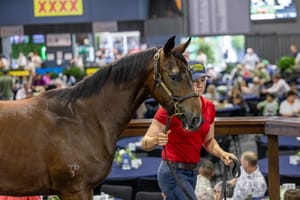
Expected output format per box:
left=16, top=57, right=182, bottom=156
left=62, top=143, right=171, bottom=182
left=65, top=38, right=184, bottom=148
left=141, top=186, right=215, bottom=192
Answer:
left=189, top=61, right=210, bottom=81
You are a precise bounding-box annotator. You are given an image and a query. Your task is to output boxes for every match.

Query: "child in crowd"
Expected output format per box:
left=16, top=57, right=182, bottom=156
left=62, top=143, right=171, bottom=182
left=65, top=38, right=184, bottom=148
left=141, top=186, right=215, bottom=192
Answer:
left=256, top=93, right=278, bottom=116
left=195, top=160, right=215, bottom=200
left=213, top=181, right=234, bottom=200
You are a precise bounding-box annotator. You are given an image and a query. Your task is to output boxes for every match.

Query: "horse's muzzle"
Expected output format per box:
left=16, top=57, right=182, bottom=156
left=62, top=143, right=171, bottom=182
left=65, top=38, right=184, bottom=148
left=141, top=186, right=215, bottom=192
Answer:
left=191, top=116, right=202, bottom=131
left=180, top=114, right=202, bottom=131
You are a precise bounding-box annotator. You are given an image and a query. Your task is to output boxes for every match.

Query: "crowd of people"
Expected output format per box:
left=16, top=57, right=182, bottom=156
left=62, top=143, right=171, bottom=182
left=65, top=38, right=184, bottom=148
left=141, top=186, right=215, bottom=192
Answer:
left=1, top=43, right=300, bottom=118
left=195, top=44, right=300, bottom=118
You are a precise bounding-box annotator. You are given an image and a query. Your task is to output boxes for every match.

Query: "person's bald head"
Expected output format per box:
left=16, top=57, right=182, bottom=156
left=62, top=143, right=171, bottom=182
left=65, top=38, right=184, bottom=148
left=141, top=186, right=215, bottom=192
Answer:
left=241, top=151, right=257, bottom=167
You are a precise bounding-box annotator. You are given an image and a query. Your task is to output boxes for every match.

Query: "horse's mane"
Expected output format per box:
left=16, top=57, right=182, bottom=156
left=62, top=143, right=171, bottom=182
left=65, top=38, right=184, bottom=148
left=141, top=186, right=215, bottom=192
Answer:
left=42, top=48, right=158, bottom=105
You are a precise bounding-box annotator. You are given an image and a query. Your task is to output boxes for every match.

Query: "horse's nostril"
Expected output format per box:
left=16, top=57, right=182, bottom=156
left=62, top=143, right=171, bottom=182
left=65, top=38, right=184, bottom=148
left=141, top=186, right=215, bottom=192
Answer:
left=191, top=116, right=202, bottom=129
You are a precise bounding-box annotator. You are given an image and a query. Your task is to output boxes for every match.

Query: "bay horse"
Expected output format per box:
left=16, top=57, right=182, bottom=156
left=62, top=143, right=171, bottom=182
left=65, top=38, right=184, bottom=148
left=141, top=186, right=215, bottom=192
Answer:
left=0, top=36, right=202, bottom=200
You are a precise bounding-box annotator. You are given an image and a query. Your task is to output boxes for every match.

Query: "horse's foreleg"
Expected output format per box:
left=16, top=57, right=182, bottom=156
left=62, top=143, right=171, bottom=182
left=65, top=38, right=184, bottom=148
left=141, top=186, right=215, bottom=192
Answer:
left=59, top=190, right=93, bottom=200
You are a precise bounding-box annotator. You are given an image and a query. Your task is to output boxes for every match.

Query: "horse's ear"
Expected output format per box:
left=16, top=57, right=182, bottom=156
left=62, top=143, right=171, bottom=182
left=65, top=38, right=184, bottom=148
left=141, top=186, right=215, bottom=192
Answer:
left=174, top=37, right=191, bottom=53
left=163, top=36, right=176, bottom=55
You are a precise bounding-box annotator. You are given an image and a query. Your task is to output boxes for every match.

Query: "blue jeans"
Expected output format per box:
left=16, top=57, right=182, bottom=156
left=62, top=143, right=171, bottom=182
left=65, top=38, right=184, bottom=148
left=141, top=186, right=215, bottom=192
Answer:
left=157, top=161, right=197, bottom=200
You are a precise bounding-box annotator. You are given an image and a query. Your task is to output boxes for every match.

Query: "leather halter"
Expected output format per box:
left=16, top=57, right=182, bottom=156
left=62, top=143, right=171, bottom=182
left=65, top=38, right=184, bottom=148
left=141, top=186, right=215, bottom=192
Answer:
left=152, top=49, right=198, bottom=116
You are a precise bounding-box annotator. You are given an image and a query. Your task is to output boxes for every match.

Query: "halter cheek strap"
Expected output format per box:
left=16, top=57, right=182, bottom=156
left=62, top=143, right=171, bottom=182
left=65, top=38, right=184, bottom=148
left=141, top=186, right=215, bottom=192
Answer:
left=152, top=49, right=198, bottom=116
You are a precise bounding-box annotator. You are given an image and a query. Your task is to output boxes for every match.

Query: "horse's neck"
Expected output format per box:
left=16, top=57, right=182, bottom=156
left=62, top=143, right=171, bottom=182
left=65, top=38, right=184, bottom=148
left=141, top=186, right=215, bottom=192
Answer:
left=80, top=78, right=148, bottom=137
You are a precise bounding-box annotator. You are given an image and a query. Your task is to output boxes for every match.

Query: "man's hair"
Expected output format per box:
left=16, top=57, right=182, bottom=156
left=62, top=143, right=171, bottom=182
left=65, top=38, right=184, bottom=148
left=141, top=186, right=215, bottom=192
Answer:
left=242, top=151, right=257, bottom=167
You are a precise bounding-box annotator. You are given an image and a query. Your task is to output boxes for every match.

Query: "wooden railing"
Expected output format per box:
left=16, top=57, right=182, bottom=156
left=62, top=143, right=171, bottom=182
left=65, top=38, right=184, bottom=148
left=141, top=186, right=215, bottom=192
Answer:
left=121, top=116, right=300, bottom=200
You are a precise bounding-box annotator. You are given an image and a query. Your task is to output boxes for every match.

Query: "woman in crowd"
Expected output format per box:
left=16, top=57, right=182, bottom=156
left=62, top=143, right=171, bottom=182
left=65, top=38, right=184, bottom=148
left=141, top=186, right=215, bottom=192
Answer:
left=279, top=90, right=300, bottom=117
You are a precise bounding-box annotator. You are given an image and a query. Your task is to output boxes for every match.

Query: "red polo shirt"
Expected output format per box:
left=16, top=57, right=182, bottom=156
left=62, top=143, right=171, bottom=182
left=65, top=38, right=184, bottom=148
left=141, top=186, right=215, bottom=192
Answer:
left=154, top=96, right=215, bottom=164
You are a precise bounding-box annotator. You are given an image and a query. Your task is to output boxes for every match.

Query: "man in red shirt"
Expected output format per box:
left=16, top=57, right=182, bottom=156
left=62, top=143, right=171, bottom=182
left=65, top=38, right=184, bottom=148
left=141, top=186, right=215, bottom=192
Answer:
left=141, top=62, right=237, bottom=200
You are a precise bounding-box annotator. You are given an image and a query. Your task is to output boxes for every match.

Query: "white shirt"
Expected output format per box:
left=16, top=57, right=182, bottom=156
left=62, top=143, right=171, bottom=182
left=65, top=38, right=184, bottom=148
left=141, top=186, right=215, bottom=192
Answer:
left=15, top=87, right=28, bottom=100
left=279, top=98, right=300, bottom=116
left=243, top=53, right=259, bottom=70
left=195, top=175, right=214, bottom=200
left=17, top=55, right=27, bottom=67
left=266, top=79, right=290, bottom=97
left=232, top=166, right=267, bottom=200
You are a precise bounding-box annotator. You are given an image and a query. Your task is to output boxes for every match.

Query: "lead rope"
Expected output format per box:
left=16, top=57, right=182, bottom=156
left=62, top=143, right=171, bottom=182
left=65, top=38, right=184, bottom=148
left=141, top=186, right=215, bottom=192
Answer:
left=163, top=114, right=194, bottom=200
left=220, top=158, right=241, bottom=200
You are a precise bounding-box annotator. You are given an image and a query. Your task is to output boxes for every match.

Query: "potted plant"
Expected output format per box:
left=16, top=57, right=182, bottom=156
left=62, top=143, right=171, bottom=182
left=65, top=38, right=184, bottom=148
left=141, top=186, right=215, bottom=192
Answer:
left=276, top=56, right=295, bottom=78
left=63, top=66, right=85, bottom=80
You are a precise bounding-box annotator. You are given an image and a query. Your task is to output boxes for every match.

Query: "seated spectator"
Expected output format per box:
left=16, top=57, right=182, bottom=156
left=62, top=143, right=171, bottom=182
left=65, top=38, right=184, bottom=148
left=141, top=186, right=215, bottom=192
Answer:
left=226, top=85, right=241, bottom=101
left=249, top=76, right=262, bottom=98
left=15, top=82, right=33, bottom=100
left=289, top=82, right=300, bottom=97
left=229, top=64, right=244, bottom=85
left=261, top=73, right=290, bottom=99
left=232, top=94, right=248, bottom=116
left=226, top=86, right=249, bottom=116
left=279, top=90, right=300, bottom=117
left=213, top=181, right=234, bottom=200
left=253, top=62, right=271, bottom=86
left=42, top=72, right=52, bottom=86
left=206, top=64, right=219, bottom=84
left=195, top=160, right=215, bottom=200
left=204, top=84, right=220, bottom=104
left=256, top=93, right=278, bottom=116
left=238, top=79, right=261, bottom=98
left=229, top=151, right=267, bottom=200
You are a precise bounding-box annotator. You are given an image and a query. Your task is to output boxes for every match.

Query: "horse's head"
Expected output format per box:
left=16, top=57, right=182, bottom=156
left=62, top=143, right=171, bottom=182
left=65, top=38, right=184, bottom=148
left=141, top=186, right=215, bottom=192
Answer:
left=149, top=36, right=202, bottom=131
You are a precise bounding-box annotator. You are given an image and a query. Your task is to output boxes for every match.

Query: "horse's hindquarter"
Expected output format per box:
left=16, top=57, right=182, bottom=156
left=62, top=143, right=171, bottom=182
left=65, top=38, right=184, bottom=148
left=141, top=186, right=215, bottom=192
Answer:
left=0, top=99, right=55, bottom=193
left=0, top=98, right=113, bottom=194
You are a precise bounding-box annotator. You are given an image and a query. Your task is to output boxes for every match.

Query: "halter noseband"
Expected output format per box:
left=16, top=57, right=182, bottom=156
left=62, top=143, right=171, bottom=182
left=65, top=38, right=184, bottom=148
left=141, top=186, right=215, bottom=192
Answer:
left=152, top=49, right=198, bottom=116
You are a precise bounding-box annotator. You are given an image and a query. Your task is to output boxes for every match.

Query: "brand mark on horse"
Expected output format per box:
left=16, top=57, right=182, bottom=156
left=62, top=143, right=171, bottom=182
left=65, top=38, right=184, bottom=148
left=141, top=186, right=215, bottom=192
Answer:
left=68, top=163, right=80, bottom=177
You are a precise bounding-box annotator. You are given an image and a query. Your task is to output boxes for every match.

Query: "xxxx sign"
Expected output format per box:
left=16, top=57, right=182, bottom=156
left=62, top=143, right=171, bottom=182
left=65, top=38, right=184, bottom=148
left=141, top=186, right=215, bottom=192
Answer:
left=34, top=0, right=83, bottom=17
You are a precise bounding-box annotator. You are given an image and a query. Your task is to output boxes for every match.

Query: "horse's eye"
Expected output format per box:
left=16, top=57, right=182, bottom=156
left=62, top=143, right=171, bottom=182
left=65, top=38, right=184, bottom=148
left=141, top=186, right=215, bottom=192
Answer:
left=169, top=74, right=181, bottom=81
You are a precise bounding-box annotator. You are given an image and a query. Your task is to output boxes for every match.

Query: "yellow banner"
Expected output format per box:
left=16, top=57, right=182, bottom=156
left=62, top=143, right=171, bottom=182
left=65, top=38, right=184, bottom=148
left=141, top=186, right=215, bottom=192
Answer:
left=34, top=0, right=83, bottom=17
left=8, top=70, right=30, bottom=77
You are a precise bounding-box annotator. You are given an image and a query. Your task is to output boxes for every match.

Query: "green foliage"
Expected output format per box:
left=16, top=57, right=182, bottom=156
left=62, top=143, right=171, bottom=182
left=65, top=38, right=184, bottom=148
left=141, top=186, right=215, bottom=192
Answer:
left=11, top=36, right=44, bottom=59
left=198, top=43, right=215, bottom=64
left=189, top=38, right=215, bottom=64
left=231, top=36, right=245, bottom=51
left=114, top=148, right=136, bottom=166
left=50, top=72, right=59, bottom=79
left=223, top=62, right=238, bottom=74
left=63, top=66, right=85, bottom=79
left=276, top=56, right=295, bottom=76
